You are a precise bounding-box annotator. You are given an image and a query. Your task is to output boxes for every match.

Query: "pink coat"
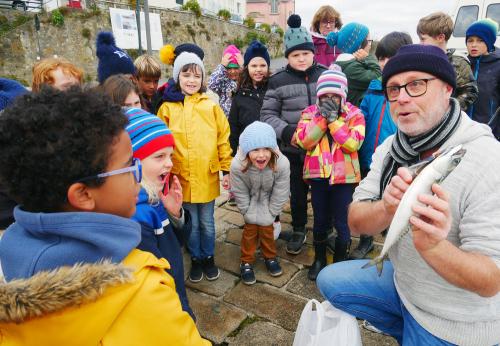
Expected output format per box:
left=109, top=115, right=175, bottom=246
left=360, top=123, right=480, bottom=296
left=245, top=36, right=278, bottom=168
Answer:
left=312, top=32, right=341, bottom=67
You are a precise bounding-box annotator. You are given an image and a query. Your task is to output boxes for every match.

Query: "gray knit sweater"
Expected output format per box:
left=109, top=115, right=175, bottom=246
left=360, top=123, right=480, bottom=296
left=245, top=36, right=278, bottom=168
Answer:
left=230, top=149, right=290, bottom=226
left=354, top=113, right=500, bottom=346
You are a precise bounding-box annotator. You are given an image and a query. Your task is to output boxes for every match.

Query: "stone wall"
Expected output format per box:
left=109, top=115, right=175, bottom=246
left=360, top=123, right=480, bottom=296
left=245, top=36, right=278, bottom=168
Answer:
left=0, top=6, right=283, bottom=85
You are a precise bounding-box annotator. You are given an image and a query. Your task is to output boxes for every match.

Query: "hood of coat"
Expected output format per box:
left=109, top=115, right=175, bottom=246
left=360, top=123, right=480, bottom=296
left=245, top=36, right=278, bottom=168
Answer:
left=0, top=261, right=133, bottom=324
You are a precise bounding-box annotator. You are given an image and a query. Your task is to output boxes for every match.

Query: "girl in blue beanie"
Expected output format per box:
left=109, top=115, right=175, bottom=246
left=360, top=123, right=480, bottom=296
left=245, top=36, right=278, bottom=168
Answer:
left=230, top=121, right=290, bottom=285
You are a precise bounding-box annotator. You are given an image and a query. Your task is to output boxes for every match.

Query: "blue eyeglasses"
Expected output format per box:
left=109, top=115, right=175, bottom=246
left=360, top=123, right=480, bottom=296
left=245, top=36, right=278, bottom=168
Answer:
left=77, top=158, right=142, bottom=183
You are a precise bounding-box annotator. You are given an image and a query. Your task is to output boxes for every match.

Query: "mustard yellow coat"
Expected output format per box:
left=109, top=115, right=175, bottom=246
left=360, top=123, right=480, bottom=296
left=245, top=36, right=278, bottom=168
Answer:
left=157, top=93, right=232, bottom=203
left=0, top=249, right=210, bottom=346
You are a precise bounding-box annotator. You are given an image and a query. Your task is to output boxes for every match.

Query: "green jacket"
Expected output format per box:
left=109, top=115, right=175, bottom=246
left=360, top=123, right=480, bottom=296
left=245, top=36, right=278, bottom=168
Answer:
left=335, top=54, right=381, bottom=107
left=447, top=49, right=478, bottom=112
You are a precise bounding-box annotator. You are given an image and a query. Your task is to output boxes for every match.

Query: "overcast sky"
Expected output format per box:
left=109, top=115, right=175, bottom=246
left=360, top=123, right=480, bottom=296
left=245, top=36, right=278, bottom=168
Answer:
left=295, top=0, right=457, bottom=42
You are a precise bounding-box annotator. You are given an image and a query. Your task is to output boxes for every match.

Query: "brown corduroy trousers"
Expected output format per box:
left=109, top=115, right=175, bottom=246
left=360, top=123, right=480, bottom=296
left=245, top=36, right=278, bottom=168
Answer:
left=240, top=223, right=277, bottom=263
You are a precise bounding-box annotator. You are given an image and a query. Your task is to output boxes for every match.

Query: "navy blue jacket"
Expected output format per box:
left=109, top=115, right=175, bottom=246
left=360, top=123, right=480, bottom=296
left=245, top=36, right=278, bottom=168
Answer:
left=133, top=189, right=194, bottom=320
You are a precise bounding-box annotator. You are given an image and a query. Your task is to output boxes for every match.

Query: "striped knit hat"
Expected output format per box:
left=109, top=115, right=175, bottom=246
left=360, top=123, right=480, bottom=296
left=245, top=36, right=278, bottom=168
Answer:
left=316, top=64, right=348, bottom=107
left=124, top=108, right=175, bottom=160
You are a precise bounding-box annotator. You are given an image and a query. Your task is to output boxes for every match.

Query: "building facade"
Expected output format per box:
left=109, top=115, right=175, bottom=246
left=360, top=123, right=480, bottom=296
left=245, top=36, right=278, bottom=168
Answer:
left=246, top=0, right=294, bottom=30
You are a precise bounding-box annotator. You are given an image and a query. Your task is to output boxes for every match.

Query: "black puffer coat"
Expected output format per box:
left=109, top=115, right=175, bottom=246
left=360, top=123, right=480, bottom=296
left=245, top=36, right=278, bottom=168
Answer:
left=260, top=62, right=327, bottom=156
left=228, top=84, right=268, bottom=155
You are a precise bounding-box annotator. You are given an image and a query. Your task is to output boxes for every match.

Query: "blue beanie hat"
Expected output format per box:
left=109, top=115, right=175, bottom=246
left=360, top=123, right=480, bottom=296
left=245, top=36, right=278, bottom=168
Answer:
left=124, top=108, right=175, bottom=160
left=284, top=14, right=315, bottom=57
left=244, top=40, right=271, bottom=67
left=96, top=32, right=136, bottom=84
left=466, top=19, right=498, bottom=52
left=0, top=78, right=27, bottom=111
left=239, top=121, right=277, bottom=156
left=382, top=44, right=456, bottom=90
left=326, top=22, right=369, bottom=54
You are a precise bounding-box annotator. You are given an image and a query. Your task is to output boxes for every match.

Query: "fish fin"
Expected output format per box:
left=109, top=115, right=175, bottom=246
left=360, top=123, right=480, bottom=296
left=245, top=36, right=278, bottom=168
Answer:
left=362, top=256, right=386, bottom=276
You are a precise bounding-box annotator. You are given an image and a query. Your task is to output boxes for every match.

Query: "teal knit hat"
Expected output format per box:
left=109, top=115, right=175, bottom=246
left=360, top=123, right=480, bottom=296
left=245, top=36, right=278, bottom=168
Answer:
left=284, top=14, right=314, bottom=57
left=326, top=22, right=369, bottom=54
left=466, top=18, right=498, bottom=52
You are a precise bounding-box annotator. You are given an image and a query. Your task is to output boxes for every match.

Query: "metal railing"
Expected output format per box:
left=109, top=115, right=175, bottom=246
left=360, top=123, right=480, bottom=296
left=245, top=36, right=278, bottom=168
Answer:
left=0, top=0, right=42, bottom=11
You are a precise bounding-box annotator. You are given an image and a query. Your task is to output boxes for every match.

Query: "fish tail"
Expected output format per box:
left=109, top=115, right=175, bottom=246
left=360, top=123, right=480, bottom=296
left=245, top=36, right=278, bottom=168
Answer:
left=361, top=256, right=384, bottom=276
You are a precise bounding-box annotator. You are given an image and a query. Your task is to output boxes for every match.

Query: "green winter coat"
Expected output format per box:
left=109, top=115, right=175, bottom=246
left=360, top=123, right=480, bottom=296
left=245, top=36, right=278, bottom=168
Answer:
left=335, top=54, right=381, bottom=107
left=447, top=49, right=478, bottom=112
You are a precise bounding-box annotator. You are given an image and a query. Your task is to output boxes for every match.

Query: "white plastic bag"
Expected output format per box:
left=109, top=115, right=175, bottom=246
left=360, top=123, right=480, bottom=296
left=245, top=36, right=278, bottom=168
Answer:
left=293, top=299, right=362, bottom=346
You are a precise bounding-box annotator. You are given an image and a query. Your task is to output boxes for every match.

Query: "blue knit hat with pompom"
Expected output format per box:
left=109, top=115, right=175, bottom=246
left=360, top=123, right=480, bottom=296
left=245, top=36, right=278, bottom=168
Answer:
left=326, top=22, right=369, bottom=54
left=96, top=32, right=136, bottom=84
left=284, top=14, right=314, bottom=57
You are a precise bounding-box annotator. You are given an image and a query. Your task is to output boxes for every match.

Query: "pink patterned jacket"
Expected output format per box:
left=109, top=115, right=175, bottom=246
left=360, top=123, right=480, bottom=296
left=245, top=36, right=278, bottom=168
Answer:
left=293, top=103, right=365, bottom=184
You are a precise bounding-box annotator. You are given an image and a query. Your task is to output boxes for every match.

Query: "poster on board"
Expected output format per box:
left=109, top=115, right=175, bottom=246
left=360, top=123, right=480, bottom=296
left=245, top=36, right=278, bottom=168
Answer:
left=109, top=7, right=163, bottom=50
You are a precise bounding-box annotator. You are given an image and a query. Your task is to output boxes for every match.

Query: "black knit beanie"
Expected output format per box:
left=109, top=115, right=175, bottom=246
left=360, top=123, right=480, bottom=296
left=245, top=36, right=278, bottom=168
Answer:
left=382, top=44, right=456, bottom=90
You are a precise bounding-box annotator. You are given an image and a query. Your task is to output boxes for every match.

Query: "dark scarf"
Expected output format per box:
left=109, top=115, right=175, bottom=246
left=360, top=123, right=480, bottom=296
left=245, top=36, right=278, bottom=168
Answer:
left=379, top=98, right=462, bottom=197
left=162, top=78, right=184, bottom=103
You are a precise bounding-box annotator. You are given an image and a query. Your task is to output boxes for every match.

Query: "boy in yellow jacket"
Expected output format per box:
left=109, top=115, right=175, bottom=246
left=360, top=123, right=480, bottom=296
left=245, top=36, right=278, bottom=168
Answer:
left=0, top=87, right=209, bottom=346
left=157, top=51, right=232, bottom=283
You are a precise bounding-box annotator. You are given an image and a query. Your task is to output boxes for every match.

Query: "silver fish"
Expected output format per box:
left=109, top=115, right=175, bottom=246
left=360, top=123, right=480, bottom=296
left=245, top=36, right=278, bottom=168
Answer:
left=362, top=144, right=467, bottom=276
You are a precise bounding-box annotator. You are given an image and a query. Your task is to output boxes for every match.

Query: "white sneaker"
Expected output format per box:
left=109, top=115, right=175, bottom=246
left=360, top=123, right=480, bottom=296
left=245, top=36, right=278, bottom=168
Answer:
left=362, top=320, right=388, bottom=335
left=273, top=221, right=281, bottom=240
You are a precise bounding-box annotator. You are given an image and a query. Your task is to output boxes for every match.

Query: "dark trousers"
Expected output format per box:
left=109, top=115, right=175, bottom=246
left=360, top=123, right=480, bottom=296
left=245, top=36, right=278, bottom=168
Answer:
left=285, top=152, right=309, bottom=229
left=310, top=179, right=354, bottom=243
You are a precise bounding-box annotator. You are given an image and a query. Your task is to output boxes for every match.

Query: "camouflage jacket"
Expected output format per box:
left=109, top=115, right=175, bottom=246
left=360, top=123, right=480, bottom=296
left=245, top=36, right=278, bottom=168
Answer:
left=447, top=49, right=478, bottom=112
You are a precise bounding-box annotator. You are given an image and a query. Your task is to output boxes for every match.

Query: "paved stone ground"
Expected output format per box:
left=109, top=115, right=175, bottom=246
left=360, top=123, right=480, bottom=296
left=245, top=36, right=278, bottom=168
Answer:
left=185, top=186, right=398, bottom=346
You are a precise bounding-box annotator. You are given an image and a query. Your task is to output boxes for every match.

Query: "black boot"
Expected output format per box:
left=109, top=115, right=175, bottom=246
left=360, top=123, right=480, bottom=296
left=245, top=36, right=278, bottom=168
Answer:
left=326, top=228, right=336, bottom=254
left=286, top=226, right=307, bottom=255
left=334, top=238, right=351, bottom=263
left=308, top=232, right=327, bottom=281
left=348, top=235, right=374, bottom=260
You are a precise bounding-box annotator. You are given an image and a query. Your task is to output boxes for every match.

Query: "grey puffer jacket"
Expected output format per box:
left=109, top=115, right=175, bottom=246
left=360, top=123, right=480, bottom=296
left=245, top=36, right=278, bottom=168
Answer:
left=260, top=63, right=327, bottom=156
left=230, top=149, right=290, bottom=226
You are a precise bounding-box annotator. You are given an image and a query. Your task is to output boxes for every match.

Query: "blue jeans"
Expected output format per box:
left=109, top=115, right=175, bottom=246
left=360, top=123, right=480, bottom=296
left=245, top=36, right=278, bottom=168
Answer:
left=184, top=201, right=215, bottom=259
left=317, top=260, right=456, bottom=346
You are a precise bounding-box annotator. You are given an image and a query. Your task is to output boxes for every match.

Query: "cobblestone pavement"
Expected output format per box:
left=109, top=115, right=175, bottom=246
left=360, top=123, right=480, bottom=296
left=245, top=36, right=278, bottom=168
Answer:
left=184, top=187, right=398, bottom=346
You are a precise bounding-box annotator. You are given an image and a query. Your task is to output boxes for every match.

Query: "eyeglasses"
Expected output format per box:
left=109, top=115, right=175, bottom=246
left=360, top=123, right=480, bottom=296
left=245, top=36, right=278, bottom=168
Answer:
left=320, top=19, right=335, bottom=26
left=385, top=78, right=437, bottom=102
left=76, top=158, right=142, bottom=184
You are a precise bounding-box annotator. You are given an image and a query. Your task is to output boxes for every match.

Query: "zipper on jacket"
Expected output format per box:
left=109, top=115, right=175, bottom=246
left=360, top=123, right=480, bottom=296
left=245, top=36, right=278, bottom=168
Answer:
left=305, top=75, right=312, bottom=106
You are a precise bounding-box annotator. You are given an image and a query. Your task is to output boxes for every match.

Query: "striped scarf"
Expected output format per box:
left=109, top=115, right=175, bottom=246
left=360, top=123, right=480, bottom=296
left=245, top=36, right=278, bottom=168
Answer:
left=379, top=98, right=462, bottom=197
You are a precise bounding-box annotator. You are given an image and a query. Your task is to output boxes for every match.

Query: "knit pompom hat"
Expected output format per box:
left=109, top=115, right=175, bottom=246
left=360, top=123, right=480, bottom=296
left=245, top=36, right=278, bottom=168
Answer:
left=124, top=108, right=175, bottom=160
left=159, top=43, right=205, bottom=65
left=244, top=40, right=271, bottom=66
left=172, top=52, right=205, bottom=83
left=326, top=22, right=369, bottom=54
left=382, top=44, right=456, bottom=90
left=284, top=14, right=314, bottom=57
left=0, top=78, right=27, bottom=111
left=96, top=32, right=136, bottom=84
left=316, top=64, right=348, bottom=107
left=239, top=121, right=277, bottom=156
left=466, top=18, right=498, bottom=52
left=223, top=44, right=241, bottom=68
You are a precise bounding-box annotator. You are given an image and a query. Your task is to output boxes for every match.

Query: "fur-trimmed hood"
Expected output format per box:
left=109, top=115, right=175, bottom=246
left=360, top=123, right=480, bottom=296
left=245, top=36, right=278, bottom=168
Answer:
left=0, top=261, right=133, bottom=324
left=0, top=249, right=210, bottom=346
